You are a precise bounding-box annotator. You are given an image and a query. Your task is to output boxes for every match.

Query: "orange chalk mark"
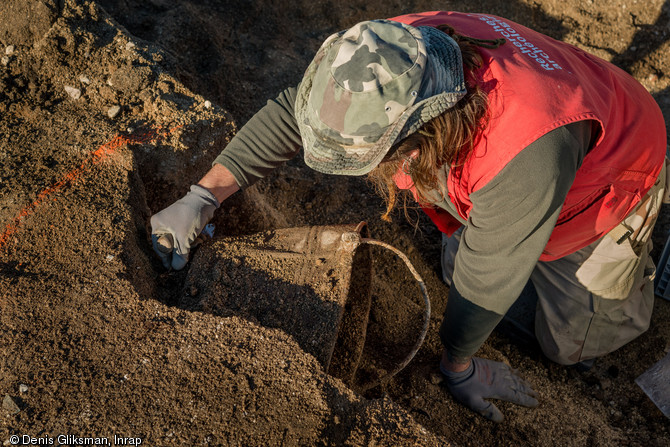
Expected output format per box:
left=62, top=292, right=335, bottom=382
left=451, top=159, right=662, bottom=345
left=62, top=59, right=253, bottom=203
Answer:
left=0, top=125, right=181, bottom=253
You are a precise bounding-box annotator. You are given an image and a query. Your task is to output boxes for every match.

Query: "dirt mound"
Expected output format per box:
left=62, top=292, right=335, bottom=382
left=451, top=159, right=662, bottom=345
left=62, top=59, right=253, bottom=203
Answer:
left=182, top=224, right=374, bottom=386
left=2, top=0, right=670, bottom=446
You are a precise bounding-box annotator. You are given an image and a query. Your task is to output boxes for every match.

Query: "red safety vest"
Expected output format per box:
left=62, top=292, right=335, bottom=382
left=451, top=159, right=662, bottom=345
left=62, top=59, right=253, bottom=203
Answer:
left=391, top=11, right=666, bottom=261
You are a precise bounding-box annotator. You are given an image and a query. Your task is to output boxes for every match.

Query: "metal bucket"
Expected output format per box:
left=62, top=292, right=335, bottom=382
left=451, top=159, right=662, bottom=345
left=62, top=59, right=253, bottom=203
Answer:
left=183, top=222, right=373, bottom=385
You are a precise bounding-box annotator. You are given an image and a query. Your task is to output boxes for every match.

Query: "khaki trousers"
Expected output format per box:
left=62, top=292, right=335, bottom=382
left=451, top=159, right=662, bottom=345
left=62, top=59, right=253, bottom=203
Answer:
left=441, top=161, right=667, bottom=365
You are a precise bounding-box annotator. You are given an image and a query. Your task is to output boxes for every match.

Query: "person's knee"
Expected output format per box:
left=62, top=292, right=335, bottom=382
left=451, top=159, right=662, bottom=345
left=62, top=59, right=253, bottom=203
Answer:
left=534, top=312, right=584, bottom=366
left=536, top=335, right=581, bottom=366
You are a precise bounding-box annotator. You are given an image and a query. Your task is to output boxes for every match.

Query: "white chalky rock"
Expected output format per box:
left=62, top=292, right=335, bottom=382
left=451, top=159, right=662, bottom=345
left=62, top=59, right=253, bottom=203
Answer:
left=107, top=105, right=121, bottom=118
left=64, top=85, right=81, bottom=100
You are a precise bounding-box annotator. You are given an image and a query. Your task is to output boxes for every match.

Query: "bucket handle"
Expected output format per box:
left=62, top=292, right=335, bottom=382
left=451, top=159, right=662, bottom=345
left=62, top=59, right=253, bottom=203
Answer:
left=358, top=237, right=431, bottom=392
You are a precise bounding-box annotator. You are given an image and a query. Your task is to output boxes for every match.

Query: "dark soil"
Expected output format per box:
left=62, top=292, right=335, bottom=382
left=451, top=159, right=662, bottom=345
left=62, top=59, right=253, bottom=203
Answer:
left=1, top=0, right=669, bottom=446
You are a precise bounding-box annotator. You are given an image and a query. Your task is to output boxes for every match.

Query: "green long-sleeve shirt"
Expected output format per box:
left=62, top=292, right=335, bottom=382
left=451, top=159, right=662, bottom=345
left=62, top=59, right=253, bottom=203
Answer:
left=214, top=86, right=593, bottom=359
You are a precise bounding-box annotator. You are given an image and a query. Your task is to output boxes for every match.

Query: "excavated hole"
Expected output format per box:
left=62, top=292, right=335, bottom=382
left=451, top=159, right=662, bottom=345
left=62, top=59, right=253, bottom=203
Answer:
left=126, top=137, right=430, bottom=396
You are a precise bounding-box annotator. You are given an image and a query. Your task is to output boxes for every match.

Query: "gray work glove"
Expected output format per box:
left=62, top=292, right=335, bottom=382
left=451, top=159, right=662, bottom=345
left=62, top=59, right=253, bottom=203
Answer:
left=150, top=184, right=220, bottom=270
left=441, top=357, right=539, bottom=423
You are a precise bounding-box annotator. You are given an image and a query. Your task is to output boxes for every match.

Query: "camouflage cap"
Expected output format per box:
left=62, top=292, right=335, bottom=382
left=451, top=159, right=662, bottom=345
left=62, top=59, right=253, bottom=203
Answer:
left=296, top=19, right=467, bottom=176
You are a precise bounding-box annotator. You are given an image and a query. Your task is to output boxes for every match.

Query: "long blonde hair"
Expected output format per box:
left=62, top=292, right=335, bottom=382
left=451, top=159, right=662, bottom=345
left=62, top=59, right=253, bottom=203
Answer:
left=368, top=25, right=499, bottom=222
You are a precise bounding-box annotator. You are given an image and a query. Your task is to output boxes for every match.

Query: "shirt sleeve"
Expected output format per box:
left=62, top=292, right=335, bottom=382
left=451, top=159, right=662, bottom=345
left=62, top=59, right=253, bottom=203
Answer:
left=213, top=86, right=302, bottom=189
left=441, top=120, right=594, bottom=359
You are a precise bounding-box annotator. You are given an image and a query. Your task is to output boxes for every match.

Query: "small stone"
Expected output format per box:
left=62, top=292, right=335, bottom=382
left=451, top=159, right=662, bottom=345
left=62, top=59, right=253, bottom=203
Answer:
left=430, top=373, right=443, bottom=385
left=204, top=100, right=212, bottom=109
left=107, top=105, right=121, bottom=119
left=79, top=74, right=90, bottom=85
left=18, top=384, right=28, bottom=393
left=107, top=78, right=114, bottom=86
left=125, top=41, right=136, bottom=51
left=5, top=45, right=14, bottom=55
left=333, top=415, right=340, bottom=424
left=2, top=395, right=20, bottom=415
left=64, top=85, right=81, bottom=100
left=1, top=56, right=9, bottom=66
left=105, top=255, right=115, bottom=262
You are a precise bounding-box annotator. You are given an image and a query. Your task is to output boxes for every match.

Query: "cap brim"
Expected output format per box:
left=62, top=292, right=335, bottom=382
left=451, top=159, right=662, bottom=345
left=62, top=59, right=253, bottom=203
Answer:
left=301, top=92, right=465, bottom=175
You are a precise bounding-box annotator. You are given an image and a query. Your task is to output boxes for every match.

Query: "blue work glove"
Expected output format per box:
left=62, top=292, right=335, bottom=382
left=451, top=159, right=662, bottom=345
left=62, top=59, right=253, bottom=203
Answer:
left=150, top=184, right=219, bottom=270
left=441, top=357, right=539, bottom=423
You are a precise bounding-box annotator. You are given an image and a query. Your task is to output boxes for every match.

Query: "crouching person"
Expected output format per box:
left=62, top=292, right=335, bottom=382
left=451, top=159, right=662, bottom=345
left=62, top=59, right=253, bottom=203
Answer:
left=150, top=11, right=668, bottom=422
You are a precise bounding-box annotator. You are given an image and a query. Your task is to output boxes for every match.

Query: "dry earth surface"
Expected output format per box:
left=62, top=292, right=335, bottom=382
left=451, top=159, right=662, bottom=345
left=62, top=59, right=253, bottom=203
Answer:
left=1, top=0, right=669, bottom=446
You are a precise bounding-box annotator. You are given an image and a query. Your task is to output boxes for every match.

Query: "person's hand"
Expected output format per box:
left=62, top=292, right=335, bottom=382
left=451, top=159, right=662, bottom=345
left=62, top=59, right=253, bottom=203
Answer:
left=150, top=184, right=220, bottom=270
left=441, top=357, right=539, bottom=422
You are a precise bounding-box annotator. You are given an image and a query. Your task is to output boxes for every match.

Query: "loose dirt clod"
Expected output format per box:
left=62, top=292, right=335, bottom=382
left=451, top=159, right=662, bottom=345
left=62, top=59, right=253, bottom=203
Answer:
left=2, top=395, right=20, bottom=415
